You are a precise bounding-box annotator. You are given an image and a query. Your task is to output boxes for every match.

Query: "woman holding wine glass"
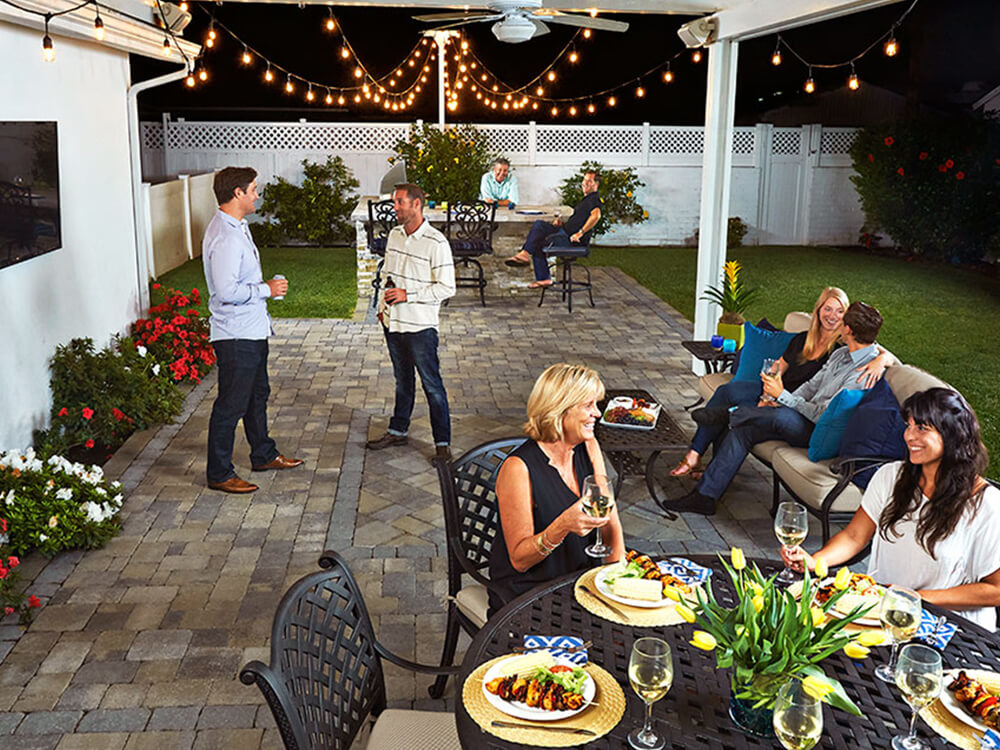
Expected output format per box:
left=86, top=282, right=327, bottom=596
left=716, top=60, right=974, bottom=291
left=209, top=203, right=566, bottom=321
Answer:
left=781, top=388, right=1000, bottom=630
left=489, top=363, right=625, bottom=615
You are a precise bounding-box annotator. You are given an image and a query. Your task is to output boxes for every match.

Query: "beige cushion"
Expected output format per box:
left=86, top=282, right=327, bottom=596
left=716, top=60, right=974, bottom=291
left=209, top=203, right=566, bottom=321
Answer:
left=885, top=364, right=951, bottom=406
left=770, top=446, right=863, bottom=513
left=698, top=371, right=733, bottom=401
left=455, top=583, right=488, bottom=628
left=750, top=440, right=786, bottom=465
left=783, top=311, right=812, bottom=333
left=368, top=709, right=461, bottom=750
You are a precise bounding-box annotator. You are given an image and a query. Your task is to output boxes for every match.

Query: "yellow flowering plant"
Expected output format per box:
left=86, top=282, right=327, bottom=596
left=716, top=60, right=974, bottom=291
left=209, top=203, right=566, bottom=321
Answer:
left=688, top=548, right=877, bottom=715
left=700, top=260, right=759, bottom=325
left=390, top=123, right=492, bottom=204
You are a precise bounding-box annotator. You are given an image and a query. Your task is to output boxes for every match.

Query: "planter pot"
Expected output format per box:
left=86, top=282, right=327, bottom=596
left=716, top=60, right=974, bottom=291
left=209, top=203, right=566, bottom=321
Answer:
left=729, top=689, right=775, bottom=738
left=716, top=321, right=745, bottom=350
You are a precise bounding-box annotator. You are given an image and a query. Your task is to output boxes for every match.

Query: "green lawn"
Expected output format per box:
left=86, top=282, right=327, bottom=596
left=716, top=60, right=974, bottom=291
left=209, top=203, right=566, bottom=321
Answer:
left=588, top=245, right=1000, bottom=479
left=154, top=247, right=357, bottom=319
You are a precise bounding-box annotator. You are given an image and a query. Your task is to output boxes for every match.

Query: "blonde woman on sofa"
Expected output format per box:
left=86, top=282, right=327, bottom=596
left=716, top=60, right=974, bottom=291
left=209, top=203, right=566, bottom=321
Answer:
left=782, top=388, right=1000, bottom=630
left=671, top=286, right=889, bottom=479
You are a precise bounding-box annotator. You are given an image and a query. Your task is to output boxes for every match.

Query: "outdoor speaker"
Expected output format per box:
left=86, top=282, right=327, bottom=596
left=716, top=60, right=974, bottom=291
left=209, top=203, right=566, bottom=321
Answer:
left=677, top=16, right=717, bottom=48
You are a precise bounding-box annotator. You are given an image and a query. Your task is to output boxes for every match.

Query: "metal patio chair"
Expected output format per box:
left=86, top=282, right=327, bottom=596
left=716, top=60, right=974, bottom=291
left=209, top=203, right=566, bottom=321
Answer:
left=366, top=199, right=396, bottom=309
left=445, top=200, right=497, bottom=306
left=538, top=240, right=594, bottom=312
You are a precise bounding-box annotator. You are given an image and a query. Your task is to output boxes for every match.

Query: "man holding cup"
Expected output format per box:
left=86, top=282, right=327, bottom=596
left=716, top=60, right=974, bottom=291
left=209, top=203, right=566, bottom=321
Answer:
left=202, top=167, right=303, bottom=493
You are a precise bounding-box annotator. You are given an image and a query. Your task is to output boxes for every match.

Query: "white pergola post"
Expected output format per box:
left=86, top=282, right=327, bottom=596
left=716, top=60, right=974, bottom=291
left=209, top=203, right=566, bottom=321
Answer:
left=693, top=38, right=739, bottom=348
left=429, top=29, right=457, bottom=128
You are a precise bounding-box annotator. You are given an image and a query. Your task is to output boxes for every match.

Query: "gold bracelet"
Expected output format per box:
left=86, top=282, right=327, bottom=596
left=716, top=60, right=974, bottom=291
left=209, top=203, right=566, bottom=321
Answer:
left=535, top=534, right=551, bottom=557
left=541, top=530, right=561, bottom=550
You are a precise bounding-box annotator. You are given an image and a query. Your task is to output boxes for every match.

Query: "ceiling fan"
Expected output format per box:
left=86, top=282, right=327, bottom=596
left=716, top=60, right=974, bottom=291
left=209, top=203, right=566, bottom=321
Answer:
left=413, top=0, right=629, bottom=44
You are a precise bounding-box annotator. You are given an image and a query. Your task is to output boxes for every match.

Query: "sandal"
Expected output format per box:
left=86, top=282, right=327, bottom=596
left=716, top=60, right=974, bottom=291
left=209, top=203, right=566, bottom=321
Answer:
left=504, top=255, right=531, bottom=267
left=670, top=457, right=703, bottom=479
left=528, top=280, right=554, bottom=288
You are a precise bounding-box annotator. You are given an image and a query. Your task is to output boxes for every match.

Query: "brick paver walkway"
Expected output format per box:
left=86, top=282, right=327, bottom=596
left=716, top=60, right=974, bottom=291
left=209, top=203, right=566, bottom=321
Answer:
left=0, top=268, right=826, bottom=749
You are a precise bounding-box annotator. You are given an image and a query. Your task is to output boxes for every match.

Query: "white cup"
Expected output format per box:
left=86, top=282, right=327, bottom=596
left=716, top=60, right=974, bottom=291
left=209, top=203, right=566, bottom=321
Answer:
left=272, top=274, right=285, bottom=301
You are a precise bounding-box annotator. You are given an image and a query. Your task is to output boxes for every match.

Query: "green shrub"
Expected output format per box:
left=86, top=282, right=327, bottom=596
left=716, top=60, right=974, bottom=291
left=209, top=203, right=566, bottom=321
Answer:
left=693, top=217, right=751, bottom=249
left=391, top=123, right=493, bottom=204
left=558, top=162, right=647, bottom=239
left=258, top=156, right=360, bottom=246
left=34, top=337, right=183, bottom=457
left=249, top=221, right=284, bottom=248
left=849, top=115, right=1000, bottom=261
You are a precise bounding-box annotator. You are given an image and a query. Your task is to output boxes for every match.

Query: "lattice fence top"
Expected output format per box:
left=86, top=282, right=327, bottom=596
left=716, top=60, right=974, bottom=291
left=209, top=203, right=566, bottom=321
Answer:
left=820, top=128, right=859, bottom=155
left=537, top=125, right=643, bottom=154
left=478, top=126, right=530, bottom=154
left=649, top=127, right=703, bottom=155
left=164, top=122, right=409, bottom=151
left=772, top=129, right=802, bottom=156
left=142, top=122, right=164, bottom=150
left=732, top=129, right=755, bottom=155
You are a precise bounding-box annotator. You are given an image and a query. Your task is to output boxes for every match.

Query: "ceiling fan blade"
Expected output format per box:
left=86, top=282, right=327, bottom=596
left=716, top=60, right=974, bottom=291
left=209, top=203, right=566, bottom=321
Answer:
left=424, top=13, right=505, bottom=30
left=412, top=11, right=495, bottom=22
left=529, top=17, right=550, bottom=37
left=533, top=12, right=629, bottom=32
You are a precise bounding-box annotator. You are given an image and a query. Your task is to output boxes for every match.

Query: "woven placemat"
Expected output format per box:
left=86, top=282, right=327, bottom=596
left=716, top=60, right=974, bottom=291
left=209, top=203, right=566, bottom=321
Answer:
left=462, top=654, right=626, bottom=747
left=573, top=567, right=691, bottom=627
left=920, top=669, right=1000, bottom=750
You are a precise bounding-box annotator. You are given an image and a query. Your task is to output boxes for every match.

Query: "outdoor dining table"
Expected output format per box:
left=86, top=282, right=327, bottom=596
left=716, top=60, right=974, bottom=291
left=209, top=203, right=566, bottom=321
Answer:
left=455, top=555, right=1000, bottom=749
left=350, top=195, right=569, bottom=231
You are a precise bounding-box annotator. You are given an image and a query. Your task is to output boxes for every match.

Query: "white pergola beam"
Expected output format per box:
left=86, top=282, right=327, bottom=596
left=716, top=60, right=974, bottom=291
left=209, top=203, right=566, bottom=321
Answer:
left=198, top=0, right=724, bottom=11
left=711, top=0, right=907, bottom=42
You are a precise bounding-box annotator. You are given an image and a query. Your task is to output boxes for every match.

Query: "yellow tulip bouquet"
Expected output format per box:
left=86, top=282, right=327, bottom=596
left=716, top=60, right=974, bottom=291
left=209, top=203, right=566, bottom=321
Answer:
left=682, top=548, right=879, bottom=716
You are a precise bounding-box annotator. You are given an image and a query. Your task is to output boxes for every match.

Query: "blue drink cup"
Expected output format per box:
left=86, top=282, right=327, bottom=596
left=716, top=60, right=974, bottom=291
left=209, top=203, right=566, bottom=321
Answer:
left=710, top=334, right=724, bottom=349
left=722, top=338, right=737, bottom=353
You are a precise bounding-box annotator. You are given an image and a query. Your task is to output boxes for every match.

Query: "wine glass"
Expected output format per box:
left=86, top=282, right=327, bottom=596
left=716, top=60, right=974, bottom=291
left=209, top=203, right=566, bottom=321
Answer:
left=774, top=502, right=808, bottom=585
left=773, top=679, right=824, bottom=750
left=581, top=474, right=615, bottom=559
left=761, top=358, right=778, bottom=401
left=893, top=643, right=942, bottom=750
left=876, top=585, right=922, bottom=683
left=628, top=637, right=673, bottom=750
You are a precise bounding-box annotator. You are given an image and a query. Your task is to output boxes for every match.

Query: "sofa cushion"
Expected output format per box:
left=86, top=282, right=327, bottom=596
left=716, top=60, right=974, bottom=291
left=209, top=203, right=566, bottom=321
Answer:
left=808, top=388, right=867, bottom=462
left=751, top=439, right=786, bottom=465
left=885, top=364, right=950, bottom=406
left=731, top=318, right=778, bottom=374
left=838, top=380, right=908, bottom=488
left=731, top=323, right=796, bottom=383
left=697, top=372, right=733, bottom=402
left=770, top=446, right=864, bottom=514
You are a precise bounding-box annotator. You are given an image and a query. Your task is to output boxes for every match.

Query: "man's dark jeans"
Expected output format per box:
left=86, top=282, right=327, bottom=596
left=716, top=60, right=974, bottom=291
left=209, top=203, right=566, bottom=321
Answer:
left=207, top=339, right=278, bottom=483
left=384, top=327, right=451, bottom=446
left=522, top=219, right=572, bottom=282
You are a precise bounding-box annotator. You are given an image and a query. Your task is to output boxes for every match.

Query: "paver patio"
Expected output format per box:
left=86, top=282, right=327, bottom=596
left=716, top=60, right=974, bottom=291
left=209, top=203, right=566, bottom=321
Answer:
left=0, top=267, right=829, bottom=749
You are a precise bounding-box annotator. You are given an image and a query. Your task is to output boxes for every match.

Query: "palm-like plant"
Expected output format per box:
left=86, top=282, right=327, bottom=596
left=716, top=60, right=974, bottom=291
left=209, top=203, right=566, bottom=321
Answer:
left=701, top=260, right=758, bottom=324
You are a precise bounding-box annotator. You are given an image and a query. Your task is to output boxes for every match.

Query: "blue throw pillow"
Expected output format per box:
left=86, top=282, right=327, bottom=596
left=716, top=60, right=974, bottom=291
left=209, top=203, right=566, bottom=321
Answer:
left=808, top=389, right=868, bottom=462
left=838, top=380, right=908, bottom=488
left=731, top=321, right=796, bottom=383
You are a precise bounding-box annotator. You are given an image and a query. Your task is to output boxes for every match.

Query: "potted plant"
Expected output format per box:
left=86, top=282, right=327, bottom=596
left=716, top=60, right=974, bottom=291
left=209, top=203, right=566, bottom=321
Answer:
left=677, top=549, right=877, bottom=737
left=700, top=260, right=758, bottom=348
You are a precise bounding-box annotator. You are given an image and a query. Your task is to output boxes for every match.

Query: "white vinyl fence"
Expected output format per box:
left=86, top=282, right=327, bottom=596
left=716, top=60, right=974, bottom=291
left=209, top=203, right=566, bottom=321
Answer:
left=140, top=119, right=863, bottom=249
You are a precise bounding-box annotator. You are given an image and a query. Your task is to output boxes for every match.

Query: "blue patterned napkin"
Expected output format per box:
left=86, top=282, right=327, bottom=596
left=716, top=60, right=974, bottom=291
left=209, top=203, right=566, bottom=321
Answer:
left=915, top=609, right=958, bottom=649
left=658, top=558, right=712, bottom=585
left=979, top=729, right=1000, bottom=749
left=522, top=635, right=588, bottom=665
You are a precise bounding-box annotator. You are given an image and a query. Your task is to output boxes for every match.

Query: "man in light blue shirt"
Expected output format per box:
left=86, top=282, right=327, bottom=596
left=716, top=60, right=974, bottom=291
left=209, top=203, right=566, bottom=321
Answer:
left=202, top=167, right=303, bottom=493
left=479, top=158, right=518, bottom=208
left=662, top=302, right=885, bottom=516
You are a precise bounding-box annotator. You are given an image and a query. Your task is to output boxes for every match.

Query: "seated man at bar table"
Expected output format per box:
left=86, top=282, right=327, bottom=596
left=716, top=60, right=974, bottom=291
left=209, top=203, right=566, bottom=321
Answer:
left=504, top=169, right=603, bottom=289
left=489, top=363, right=625, bottom=615
left=479, top=157, right=519, bottom=208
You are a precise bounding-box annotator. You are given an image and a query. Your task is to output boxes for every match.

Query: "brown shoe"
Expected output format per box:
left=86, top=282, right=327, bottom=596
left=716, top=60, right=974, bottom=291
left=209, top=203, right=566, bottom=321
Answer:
left=365, top=433, right=408, bottom=450
left=207, top=476, right=258, bottom=494
left=252, top=454, right=304, bottom=471
left=432, top=445, right=452, bottom=463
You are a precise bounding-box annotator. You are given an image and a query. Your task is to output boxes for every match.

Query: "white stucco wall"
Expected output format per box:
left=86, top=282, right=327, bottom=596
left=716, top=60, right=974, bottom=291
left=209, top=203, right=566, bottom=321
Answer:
left=0, top=23, right=140, bottom=450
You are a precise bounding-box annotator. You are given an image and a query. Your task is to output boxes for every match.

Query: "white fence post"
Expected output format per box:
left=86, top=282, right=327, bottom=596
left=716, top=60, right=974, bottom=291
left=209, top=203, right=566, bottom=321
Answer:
left=754, top=123, right=773, bottom=246
left=179, top=174, right=193, bottom=259
left=528, top=121, right=537, bottom=166
left=641, top=122, right=651, bottom=167
left=799, top=124, right=822, bottom=244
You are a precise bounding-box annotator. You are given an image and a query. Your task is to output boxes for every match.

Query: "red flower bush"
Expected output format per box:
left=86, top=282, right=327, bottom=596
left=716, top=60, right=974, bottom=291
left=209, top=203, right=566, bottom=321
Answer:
left=919, top=152, right=929, bottom=160
left=884, top=136, right=895, bottom=146
left=896, top=167, right=905, bottom=176
left=1, top=515, right=39, bottom=625
left=956, top=171, right=965, bottom=180
left=132, top=286, right=215, bottom=384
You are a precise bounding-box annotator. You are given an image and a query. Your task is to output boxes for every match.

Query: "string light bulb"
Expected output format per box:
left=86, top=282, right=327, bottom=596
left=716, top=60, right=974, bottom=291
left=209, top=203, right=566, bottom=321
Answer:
left=607, top=95, right=616, bottom=107
left=547, top=70, right=556, bottom=82
left=569, top=105, right=577, bottom=116
left=325, top=8, right=335, bottom=32
left=205, top=23, right=216, bottom=48
left=41, top=16, right=54, bottom=62
left=341, top=45, right=350, bottom=59
left=185, top=71, right=196, bottom=87
left=285, top=75, right=294, bottom=93
left=338, top=94, right=345, bottom=105
left=162, top=36, right=171, bottom=56
left=663, top=66, right=673, bottom=84
left=804, top=67, right=815, bottom=94
left=198, top=65, right=207, bottom=81
left=241, top=45, right=251, bottom=65
left=536, top=86, right=544, bottom=96
left=550, top=106, right=558, bottom=116
left=635, top=85, right=645, bottom=98
left=691, top=50, right=702, bottom=63
left=354, top=66, right=363, bottom=78
left=178, top=1, right=188, bottom=10
left=587, top=102, right=595, bottom=114
left=582, top=28, right=591, bottom=39
left=847, top=64, right=860, bottom=90
left=771, top=41, right=782, bottom=66
left=884, top=35, right=898, bottom=56
left=306, top=84, right=314, bottom=101
left=325, top=90, right=333, bottom=105
left=93, top=9, right=104, bottom=41
left=264, top=63, right=273, bottom=82
left=569, top=48, right=578, bottom=63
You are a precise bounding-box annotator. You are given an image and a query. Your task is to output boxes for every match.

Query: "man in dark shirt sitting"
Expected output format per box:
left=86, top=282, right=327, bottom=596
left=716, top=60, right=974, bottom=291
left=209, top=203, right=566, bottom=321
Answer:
left=504, top=170, right=603, bottom=288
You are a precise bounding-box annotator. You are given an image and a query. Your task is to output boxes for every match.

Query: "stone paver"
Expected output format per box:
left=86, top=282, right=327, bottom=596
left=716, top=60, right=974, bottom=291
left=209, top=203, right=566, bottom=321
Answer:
left=0, top=269, right=821, bottom=747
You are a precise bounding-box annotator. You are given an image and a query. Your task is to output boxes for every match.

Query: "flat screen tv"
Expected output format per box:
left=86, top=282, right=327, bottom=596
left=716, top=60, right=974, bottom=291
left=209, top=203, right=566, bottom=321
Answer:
left=0, top=121, right=62, bottom=269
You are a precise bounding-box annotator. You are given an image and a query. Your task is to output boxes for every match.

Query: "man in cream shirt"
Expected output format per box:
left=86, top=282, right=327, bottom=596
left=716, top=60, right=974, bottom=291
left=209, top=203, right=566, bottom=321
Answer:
left=367, top=183, right=456, bottom=462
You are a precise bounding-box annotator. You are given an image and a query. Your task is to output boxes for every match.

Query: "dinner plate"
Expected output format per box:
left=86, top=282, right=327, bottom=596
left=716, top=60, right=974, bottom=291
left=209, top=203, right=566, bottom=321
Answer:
left=594, top=563, right=676, bottom=609
left=598, top=397, right=662, bottom=431
left=481, top=656, right=596, bottom=722
left=788, top=578, right=884, bottom=627
left=939, top=669, right=994, bottom=731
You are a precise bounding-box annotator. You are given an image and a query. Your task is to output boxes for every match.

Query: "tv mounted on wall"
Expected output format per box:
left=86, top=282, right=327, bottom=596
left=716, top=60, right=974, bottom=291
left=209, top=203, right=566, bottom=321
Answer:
left=0, top=121, right=62, bottom=269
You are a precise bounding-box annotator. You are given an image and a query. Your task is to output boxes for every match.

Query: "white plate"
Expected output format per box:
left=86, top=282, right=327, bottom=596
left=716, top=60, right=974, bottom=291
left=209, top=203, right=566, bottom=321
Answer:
left=599, top=397, right=662, bottom=431
left=481, top=656, right=596, bottom=722
left=594, top=563, right=676, bottom=609
left=789, top=577, right=884, bottom=627
left=939, top=669, right=994, bottom=731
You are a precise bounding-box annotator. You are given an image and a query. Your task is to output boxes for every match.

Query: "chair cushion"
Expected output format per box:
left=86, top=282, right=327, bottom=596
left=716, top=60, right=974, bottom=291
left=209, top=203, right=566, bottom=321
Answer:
left=838, top=380, right=908, bottom=489
left=698, top=372, right=732, bottom=402
left=368, top=236, right=387, bottom=256
left=770, top=446, right=863, bottom=513
left=368, top=709, right=461, bottom=750
left=450, top=238, right=492, bottom=256
left=731, top=322, right=796, bottom=383
left=456, top=583, right=488, bottom=628
left=808, top=388, right=867, bottom=462
left=750, top=439, right=786, bottom=465
left=885, top=364, right=950, bottom=406
left=544, top=245, right=589, bottom=257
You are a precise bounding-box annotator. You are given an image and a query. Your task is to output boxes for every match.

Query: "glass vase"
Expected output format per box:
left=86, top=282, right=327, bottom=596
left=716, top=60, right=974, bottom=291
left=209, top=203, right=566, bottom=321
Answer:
left=729, top=687, right=776, bottom=738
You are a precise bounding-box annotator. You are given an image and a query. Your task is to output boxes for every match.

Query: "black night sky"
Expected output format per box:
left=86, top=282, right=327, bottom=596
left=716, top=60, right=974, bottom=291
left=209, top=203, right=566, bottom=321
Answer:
left=132, top=1, right=1000, bottom=126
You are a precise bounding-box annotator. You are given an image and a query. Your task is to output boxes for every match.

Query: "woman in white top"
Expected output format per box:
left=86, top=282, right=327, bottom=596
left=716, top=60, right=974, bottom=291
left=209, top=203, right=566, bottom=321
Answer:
left=783, top=387, right=1000, bottom=630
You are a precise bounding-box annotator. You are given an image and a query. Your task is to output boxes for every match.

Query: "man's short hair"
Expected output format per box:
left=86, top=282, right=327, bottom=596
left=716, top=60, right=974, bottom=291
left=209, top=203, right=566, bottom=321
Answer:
left=493, top=157, right=511, bottom=168
left=843, top=301, right=883, bottom=344
left=585, top=170, right=601, bottom=187
left=213, top=167, right=257, bottom=206
left=394, top=183, right=425, bottom=207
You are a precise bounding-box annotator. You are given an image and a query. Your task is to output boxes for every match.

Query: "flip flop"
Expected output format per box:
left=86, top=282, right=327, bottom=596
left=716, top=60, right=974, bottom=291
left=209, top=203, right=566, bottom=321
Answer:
left=670, top=459, right=704, bottom=480
left=528, top=280, right=554, bottom=288
left=504, top=257, right=531, bottom=267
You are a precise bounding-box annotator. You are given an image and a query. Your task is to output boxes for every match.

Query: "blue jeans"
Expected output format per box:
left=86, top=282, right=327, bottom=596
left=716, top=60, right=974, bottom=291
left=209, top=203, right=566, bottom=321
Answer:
left=207, top=339, right=278, bottom=483
left=690, top=379, right=764, bottom=454
left=522, top=220, right=573, bottom=282
left=696, top=405, right=814, bottom=500
left=384, top=327, right=451, bottom=445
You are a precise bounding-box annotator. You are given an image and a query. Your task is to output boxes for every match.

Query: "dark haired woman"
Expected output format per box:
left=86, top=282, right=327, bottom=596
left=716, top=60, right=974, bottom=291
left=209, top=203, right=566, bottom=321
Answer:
left=783, top=388, right=1000, bottom=630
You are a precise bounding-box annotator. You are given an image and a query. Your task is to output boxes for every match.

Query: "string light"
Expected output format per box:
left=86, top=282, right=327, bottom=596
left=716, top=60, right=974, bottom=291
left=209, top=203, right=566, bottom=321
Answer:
left=285, top=74, right=294, bottom=93
left=205, top=22, right=216, bottom=48
left=197, top=64, right=208, bottom=82
left=884, top=34, right=899, bottom=56
left=93, top=7, right=104, bottom=41
left=847, top=63, right=860, bottom=91
left=691, top=50, right=702, bottom=63
left=569, top=48, right=578, bottom=63
left=264, top=63, right=273, bottom=82
left=325, top=89, right=333, bottom=104
left=306, top=83, right=314, bottom=101
left=607, top=95, right=616, bottom=107
left=162, top=36, right=171, bottom=56
left=568, top=105, right=577, bottom=116
left=340, top=45, right=350, bottom=59
left=635, top=85, right=645, bottom=98
left=41, top=15, right=54, bottom=62
left=662, top=65, right=673, bottom=84
left=582, top=28, right=591, bottom=39
left=325, top=8, right=335, bottom=32
left=587, top=102, right=595, bottom=114
left=550, top=106, right=558, bottom=116
left=178, top=1, right=188, bottom=11
left=771, top=41, right=782, bottom=66
left=536, top=86, right=544, bottom=96
left=241, top=45, right=251, bottom=65
left=185, top=70, right=196, bottom=87
left=804, top=66, right=815, bottom=93
left=547, top=71, right=556, bottom=82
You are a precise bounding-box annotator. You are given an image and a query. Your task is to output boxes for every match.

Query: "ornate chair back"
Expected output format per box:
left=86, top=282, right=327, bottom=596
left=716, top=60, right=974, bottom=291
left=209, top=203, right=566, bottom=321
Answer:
left=366, top=199, right=396, bottom=257
left=445, top=200, right=497, bottom=255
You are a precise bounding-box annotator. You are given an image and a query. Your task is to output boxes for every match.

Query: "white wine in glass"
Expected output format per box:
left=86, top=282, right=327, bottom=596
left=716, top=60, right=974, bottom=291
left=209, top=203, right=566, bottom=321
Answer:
left=876, top=585, right=922, bottom=683
left=628, top=638, right=673, bottom=750
left=773, top=679, right=824, bottom=750
left=774, top=502, right=808, bottom=585
left=581, top=475, right=615, bottom=559
left=892, top=643, right=942, bottom=750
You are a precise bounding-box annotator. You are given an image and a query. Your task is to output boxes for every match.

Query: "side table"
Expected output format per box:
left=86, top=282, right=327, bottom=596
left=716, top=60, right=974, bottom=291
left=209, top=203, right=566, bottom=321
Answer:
left=681, top=340, right=736, bottom=375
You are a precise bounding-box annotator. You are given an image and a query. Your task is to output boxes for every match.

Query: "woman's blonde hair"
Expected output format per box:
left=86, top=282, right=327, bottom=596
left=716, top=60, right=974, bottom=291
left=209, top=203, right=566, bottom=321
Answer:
left=801, top=286, right=850, bottom=362
left=523, top=364, right=605, bottom=443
